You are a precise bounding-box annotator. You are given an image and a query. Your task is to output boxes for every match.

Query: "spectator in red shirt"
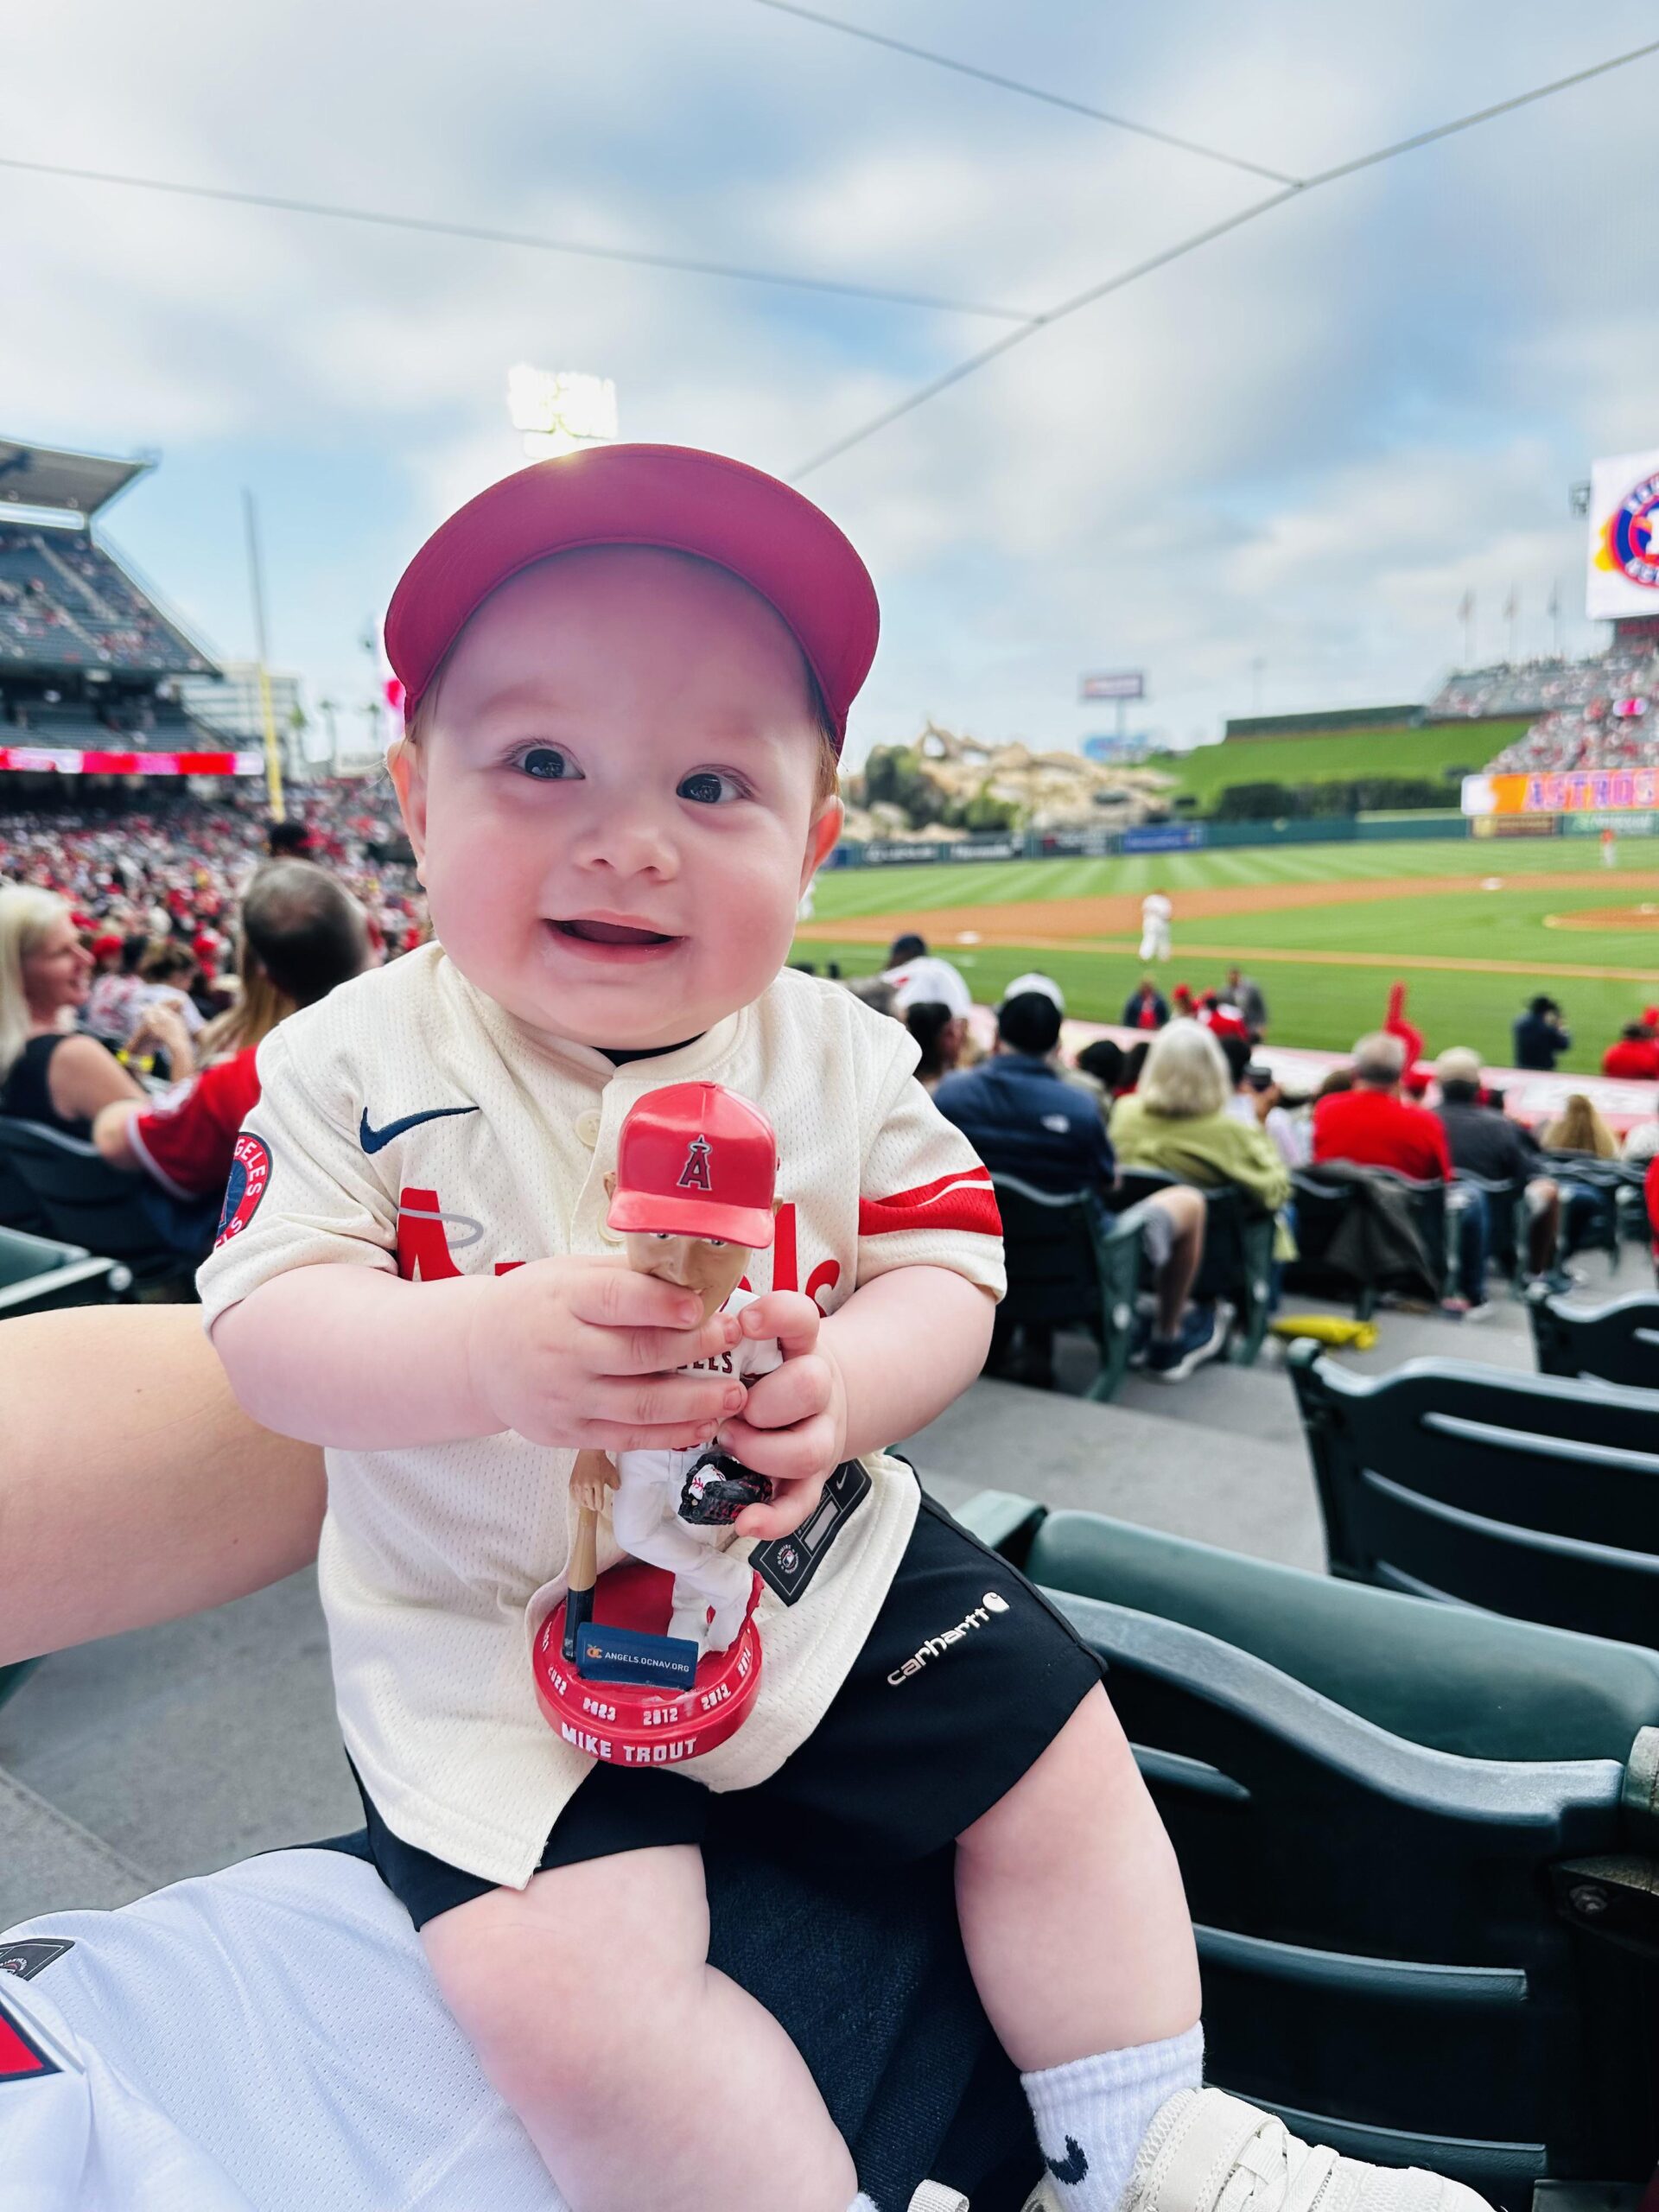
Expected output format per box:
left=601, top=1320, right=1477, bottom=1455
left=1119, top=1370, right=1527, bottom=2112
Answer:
left=1600, top=1023, right=1659, bottom=1080
left=93, top=861, right=371, bottom=1205
left=1646, top=1154, right=1659, bottom=1262
left=1313, top=1031, right=1452, bottom=1181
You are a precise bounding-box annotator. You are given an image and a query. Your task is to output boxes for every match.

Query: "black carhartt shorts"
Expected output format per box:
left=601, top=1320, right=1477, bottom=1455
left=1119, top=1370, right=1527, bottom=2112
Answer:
left=356, top=1491, right=1105, bottom=1930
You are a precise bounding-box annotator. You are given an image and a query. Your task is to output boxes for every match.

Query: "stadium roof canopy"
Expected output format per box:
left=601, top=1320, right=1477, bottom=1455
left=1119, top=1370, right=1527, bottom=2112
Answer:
left=0, top=438, right=152, bottom=524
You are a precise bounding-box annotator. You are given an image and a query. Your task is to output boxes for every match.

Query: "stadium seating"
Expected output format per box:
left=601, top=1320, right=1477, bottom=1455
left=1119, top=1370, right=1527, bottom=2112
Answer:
left=1283, top=1166, right=1445, bottom=1315
left=1542, top=1154, right=1626, bottom=1274
left=1452, top=1168, right=1527, bottom=1287
left=956, top=1490, right=1659, bottom=2199
left=1113, top=1169, right=1274, bottom=1363
left=1529, top=1282, right=1659, bottom=1388
left=988, top=1173, right=1147, bottom=1400
left=0, top=1224, right=130, bottom=1315
left=0, top=1120, right=210, bottom=1294
left=1287, top=1344, right=1659, bottom=1646
left=0, top=524, right=204, bottom=673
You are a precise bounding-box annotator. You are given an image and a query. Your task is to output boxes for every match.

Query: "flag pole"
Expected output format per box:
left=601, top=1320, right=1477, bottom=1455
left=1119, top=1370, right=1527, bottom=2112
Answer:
left=243, top=488, right=285, bottom=823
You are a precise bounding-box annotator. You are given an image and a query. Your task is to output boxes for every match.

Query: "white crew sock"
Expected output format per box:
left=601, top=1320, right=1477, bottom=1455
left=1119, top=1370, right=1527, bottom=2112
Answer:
left=1021, top=2023, right=1205, bottom=2211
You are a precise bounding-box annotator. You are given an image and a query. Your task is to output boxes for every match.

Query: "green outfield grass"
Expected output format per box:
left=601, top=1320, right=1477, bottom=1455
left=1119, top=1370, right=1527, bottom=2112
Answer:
left=794, top=836, right=1659, bottom=1074
left=1142, top=721, right=1527, bottom=807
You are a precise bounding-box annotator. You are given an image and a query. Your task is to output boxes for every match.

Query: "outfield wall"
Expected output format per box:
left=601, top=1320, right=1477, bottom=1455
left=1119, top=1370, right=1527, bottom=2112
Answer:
left=829, top=810, right=1478, bottom=870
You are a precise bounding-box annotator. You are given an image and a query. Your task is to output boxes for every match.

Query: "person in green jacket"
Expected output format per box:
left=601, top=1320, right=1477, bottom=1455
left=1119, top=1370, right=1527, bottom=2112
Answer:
left=1112, top=1020, right=1295, bottom=1261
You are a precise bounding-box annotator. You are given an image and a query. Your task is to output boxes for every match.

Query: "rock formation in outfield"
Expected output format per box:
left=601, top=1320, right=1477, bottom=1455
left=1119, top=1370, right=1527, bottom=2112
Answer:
left=839, top=721, right=1176, bottom=841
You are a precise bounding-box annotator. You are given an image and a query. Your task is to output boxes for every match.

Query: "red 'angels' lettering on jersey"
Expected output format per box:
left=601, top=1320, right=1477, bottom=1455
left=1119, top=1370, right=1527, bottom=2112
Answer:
left=857, top=1166, right=1000, bottom=1239
left=396, top=1190, right=840, bottom=1307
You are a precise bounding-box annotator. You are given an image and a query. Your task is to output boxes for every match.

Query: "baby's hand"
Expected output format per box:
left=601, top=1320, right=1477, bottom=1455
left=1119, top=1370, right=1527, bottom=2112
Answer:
left=467, top=1257, right=748, bottom=1452
left=713, top=1293, right=848, bottom=1541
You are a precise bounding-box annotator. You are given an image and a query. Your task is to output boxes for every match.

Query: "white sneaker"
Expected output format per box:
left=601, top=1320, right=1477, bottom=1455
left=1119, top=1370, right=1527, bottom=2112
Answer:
left=1119, top=2088, right=1491, bottom=2212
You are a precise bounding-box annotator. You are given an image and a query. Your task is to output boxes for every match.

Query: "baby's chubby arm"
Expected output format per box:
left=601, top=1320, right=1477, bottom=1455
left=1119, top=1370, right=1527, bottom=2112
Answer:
left=713, top=1265, right=995, bottom=1540
left=213, top=1261, right=752, bottom=1454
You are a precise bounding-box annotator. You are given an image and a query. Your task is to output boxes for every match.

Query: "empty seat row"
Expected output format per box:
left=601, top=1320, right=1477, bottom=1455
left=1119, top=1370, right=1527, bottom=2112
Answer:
left=956, top=1488, right=1659, bottom=2201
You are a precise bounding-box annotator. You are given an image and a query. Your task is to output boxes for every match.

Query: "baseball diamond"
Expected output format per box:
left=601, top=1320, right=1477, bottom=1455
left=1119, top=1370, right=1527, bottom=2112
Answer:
left=795, top=836, right=1659, bottom=1071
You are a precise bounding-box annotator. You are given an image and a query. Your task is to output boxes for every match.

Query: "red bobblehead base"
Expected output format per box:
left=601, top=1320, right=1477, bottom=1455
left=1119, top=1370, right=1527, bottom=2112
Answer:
left=534, top=1559, right=764, bottom=1767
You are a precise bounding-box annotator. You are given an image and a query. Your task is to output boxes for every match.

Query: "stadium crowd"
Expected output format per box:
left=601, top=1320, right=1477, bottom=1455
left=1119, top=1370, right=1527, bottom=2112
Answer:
left=1430, top=640, right=1658, bottom=721
left=0, top=523, right=208, bottom=673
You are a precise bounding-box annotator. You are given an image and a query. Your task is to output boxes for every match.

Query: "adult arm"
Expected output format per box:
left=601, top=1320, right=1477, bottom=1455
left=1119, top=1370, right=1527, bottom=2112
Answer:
left=46, top=1031, right=144, bottom=1124
left=92, top=1096, right=144, bottom=1173
left=0, top=1306, right=325, bottom=1664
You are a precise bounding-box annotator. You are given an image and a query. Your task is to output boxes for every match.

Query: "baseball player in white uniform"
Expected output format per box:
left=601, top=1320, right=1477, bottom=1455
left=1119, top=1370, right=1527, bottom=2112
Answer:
left=197, top=448, right=1487, bottom=2212
left=1139, top=888, right=1173, bottom=963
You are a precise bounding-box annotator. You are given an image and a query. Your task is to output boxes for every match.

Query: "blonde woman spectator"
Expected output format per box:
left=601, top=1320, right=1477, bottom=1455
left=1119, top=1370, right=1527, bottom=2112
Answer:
left=1542, top=1094, right=1619, bottom=1159
left=1111, top=1019, right=1293, bottom=1244
left=0, top=887, right=146, bottom=1141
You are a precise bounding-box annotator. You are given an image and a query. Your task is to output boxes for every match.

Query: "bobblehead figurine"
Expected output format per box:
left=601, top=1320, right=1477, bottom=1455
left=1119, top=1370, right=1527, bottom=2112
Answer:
left=535, top=1083, right=779, bottom=1762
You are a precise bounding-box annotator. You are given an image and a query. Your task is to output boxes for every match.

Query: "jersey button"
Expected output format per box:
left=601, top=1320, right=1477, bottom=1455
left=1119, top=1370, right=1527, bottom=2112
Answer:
left=575, top=1109, right=602, bottom=1148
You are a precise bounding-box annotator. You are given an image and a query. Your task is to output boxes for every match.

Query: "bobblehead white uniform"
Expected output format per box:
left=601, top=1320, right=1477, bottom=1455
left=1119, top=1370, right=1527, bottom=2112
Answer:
left=1139, top=892, right=1173, bottom=963
left=607, top=1284, right=782, bottom=1651
left=196, top=949, right=1003, bottom=1891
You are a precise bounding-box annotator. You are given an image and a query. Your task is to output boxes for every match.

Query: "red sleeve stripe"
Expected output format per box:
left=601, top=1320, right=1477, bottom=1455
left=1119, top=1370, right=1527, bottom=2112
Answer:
left=859, top=1166, right=1001, bottom=1239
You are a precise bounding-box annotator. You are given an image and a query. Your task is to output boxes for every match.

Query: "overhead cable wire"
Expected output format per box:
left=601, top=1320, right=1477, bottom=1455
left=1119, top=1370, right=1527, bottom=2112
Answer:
left=0, top=152, right=1033, bottom=322
left=789, top=35, right=1659, bottom=480
left=749, top=0, right=1302, bottom=187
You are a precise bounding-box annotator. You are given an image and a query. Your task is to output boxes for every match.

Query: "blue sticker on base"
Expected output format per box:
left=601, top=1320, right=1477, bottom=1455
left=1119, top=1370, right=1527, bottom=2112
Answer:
left=216, top=1132, right=272, bottom=1246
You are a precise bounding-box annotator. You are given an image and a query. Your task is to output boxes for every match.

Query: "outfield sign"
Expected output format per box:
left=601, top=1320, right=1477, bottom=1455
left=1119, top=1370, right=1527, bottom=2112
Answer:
left=1080, top=671, right=1144, bottom=702
left=1587, top=447, right=1659, bottom=620
left=1464, top=768, right=1659, bottom=816
left=1122, top=822, right=1205, bottom=852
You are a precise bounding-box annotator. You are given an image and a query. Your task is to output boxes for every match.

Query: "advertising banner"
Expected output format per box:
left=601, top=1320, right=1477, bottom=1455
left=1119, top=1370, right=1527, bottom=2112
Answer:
left=1122, top=822, right=1205, bottom=853
left=0, top=748, right=263, bottom=776
left=1080, top=671, right=1144, bottom=702
left=1464, top=768, right=1659, bottom=817
left=1587, top=448, right=1659, bottom=620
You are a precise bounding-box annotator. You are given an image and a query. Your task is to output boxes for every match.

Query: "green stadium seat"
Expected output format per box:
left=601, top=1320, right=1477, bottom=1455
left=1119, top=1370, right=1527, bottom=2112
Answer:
left=0, top=1119, right=209, bottom=1297
left=1287, top=1344, right=1659, bottom=1647
left=1112, top=1169, right=1274, bottom=1363
left=950, top=1488, right=1659, bottom=2199
left=988, top=1174, right=1148, bottom=1402
left=1528, top=1281, right=1659, bottom=1387
left=0, top=1224, right=131, bottom=1316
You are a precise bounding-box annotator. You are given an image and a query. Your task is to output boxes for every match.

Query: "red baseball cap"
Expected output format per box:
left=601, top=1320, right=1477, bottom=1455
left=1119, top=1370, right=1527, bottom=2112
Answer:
left=384, top=443, right=879, bottom=752
left=607, top=1082, right=778, bottom=1249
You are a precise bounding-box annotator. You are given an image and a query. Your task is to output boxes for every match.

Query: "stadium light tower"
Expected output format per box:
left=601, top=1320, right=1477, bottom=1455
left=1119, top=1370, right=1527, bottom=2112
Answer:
left=505, top=366, right=619, bottom=461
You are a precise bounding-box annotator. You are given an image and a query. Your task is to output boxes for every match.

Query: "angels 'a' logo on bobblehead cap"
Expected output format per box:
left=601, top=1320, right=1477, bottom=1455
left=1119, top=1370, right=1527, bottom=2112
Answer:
left=607, top=1084, right=777, bottom=1248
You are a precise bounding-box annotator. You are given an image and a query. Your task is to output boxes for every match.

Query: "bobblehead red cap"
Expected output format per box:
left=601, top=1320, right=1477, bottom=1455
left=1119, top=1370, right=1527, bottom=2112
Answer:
left=384, top=443, right=879, bottom=752
left=607, top=1083, right=778, bottom=1249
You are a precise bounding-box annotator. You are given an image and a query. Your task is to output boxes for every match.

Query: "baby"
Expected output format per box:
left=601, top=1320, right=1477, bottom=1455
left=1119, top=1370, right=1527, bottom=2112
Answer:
left=200, top=447, right=1484, bottom=2212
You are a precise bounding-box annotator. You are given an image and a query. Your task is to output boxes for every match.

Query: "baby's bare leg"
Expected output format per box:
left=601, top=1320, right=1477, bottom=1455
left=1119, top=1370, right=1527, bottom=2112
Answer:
left=955, top=1683, right=1200, bottom=2071
left=422, top=1843, right=855, bottom=2212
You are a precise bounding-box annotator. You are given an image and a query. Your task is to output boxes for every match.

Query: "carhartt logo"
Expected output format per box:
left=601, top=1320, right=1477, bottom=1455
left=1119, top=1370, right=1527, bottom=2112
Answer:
left=677, top=1134, right=712, bottom=1191
left=887, top=1595, right=1007, bottom=1685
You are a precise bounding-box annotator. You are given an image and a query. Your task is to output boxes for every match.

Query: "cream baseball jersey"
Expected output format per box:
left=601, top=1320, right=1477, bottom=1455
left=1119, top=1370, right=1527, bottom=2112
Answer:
left=197, top=948, right=1003, bottom=1887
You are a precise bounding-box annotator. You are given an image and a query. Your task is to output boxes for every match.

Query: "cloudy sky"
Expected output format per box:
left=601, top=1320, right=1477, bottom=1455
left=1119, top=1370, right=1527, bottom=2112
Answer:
left=7, top=2, right=1657, bottom=763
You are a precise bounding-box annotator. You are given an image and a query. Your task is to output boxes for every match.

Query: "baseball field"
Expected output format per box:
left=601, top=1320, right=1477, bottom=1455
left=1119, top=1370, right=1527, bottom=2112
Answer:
left=793, top=835, right=1659, bottom=1072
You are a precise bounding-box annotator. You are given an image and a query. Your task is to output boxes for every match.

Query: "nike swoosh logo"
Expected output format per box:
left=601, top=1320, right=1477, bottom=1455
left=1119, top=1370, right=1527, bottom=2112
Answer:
left=1046, top=2136, right=1090, bottom=2186
left=359, top=1104, right=480, bottom=1154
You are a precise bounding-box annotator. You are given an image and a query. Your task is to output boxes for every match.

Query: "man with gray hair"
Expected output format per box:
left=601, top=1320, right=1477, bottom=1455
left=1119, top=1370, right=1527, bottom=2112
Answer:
left=1312, top=1031, right=1452, bottom=1185
left=1312, top=1030, right=1499, bottom=1313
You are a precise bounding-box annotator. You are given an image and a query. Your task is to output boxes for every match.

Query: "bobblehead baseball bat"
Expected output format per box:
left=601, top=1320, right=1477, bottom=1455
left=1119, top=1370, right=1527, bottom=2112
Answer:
left=561, top=1489, right=601, bottom=1662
